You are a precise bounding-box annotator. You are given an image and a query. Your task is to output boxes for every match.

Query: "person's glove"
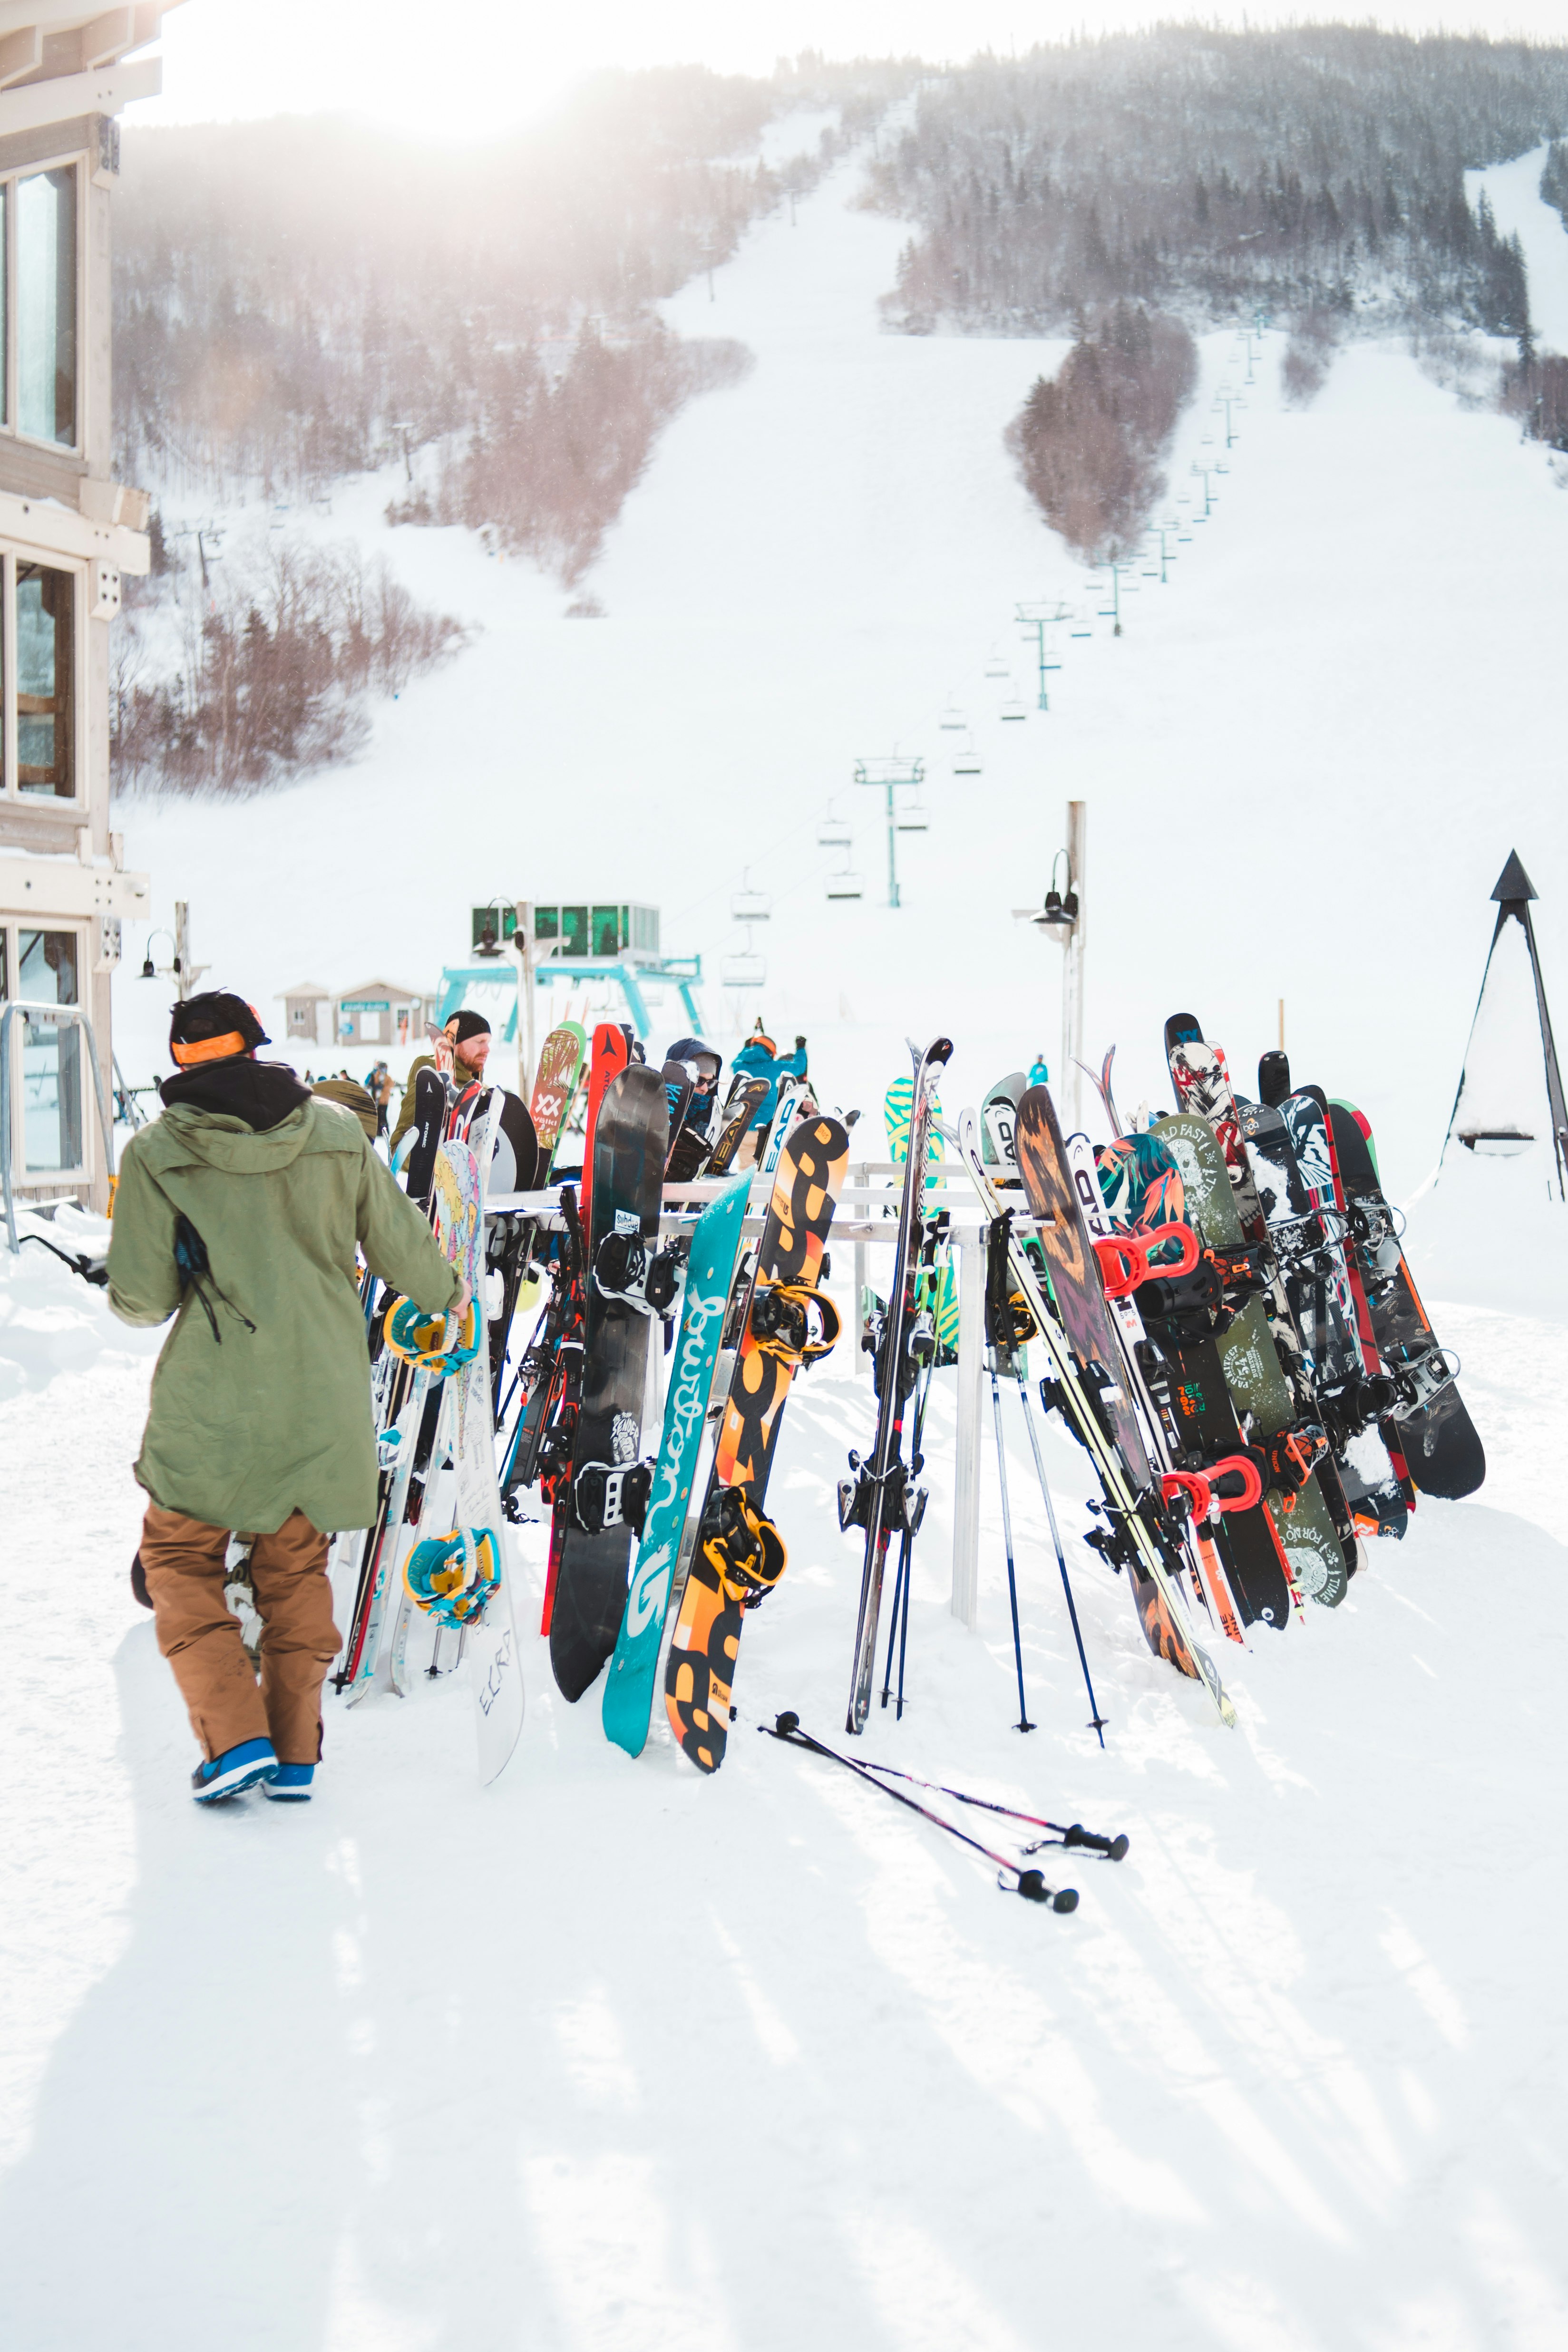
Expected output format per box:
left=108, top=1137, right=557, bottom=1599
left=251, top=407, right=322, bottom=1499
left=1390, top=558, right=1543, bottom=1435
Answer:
left=795, top=1035, right=807, bottom=1051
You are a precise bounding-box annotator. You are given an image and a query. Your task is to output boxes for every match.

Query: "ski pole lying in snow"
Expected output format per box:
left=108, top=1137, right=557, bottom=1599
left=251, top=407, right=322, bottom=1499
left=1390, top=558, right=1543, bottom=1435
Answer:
left=759, top=1712, right=1081, bottom=1911
left=851, top=1755, right=1129, bottom=1861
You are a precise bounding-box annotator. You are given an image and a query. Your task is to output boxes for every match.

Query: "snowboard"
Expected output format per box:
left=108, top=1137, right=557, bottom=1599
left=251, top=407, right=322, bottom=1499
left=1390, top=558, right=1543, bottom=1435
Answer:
left=668, top=1114, right=849, bottom=1769
left=425, top=1134, right=526, bottom=1781
left=549, top=1062, right=670, bottom=1701
left=1168, top=1028, right=1358, bottom=1596
left=529, top=1021, right=588, bottom=1174
left=692, top=1075, right=770, bottom=1181
left=981, top=1070, right=1028, bottom=1169
left=1327, top=1101, right=1485, bottom=1500
left=602, top=1176, right=750, bottom=1758
left=1154, top=1108, right=1345, bottom=1611
left=1276, top=1087, right=1411, bottom=1541
left=1065, top=1128, right=1247, bottom=1646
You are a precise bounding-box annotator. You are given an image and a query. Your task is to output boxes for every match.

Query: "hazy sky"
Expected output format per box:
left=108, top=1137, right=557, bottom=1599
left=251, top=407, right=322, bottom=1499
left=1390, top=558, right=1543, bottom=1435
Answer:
left=134, top=0, right=1567, bottom=139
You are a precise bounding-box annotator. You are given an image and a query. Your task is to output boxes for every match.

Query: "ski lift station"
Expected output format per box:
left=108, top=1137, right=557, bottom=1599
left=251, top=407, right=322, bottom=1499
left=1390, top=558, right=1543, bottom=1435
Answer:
left=442, top=899, right=702, bottom=1038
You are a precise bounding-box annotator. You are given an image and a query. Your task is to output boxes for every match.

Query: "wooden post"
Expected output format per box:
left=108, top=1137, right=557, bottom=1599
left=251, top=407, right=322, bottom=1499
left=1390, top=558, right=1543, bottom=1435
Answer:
left=852, top=1162, right=868, bottom=1375
left=951, top=1225, right=984, bottom=1627
left=514, top=899, right=536, bottom=1101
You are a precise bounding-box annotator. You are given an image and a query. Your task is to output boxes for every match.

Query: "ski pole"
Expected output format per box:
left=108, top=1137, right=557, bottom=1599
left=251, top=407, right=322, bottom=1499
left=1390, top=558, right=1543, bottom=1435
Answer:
left=852, top=1756, right=1129, bottom=1859
left=990, top=1368, right=1035, bottom=1732
left=760, top=1714, right=1078, bottom=1910
left=1018, top=1377, right=1109, bottom=1747
left=879, top=1530, right=908, bottom=1711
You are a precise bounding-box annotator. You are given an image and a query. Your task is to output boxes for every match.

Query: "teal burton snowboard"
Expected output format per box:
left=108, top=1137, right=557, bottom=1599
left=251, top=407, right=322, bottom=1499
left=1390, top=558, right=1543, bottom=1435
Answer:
left=602, top=1175, right=751, bottom=1757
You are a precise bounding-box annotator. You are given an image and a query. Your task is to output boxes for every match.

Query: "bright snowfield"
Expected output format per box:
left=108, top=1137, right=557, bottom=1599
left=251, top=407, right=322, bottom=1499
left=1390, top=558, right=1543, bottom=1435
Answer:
left=3, top=126, right=1568, bottom=2352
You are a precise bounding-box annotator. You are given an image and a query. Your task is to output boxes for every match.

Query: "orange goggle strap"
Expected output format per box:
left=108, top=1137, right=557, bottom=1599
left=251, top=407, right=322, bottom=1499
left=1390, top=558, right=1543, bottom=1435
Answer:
left=169, top=1030, right=250, bottom=1068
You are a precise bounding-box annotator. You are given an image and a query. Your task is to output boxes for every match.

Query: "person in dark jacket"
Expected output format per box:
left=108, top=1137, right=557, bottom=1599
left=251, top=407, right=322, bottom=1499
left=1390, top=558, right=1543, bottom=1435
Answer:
left=108, top=992, right=463, bottom=1807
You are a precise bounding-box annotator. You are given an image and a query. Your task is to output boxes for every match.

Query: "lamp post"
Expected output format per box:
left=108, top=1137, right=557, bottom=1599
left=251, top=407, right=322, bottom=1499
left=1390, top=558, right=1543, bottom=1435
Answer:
left=1012, top=802, right=1086, bottom=1127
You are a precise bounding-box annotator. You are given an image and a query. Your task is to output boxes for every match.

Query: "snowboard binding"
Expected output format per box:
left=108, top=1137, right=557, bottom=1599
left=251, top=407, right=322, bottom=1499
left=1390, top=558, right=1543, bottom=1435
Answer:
left=383, top=1293, right=481, bottom=1376
left=405, top=1527, right=499, bottom=1628
left=594, top=1228, right=688, bottom=1318
left=571, top=1457, right=653, bottom=1538
left=750, top=1278, right=842, bottom=1368
left=701, top=1484, right=787, bottom=1609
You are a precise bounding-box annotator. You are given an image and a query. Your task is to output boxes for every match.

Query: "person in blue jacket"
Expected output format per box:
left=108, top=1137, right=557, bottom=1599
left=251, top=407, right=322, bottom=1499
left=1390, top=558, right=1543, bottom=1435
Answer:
left=1027, top=1051, right=1051, bottom=1089
left=732, top=1021, right=807, bottom=1166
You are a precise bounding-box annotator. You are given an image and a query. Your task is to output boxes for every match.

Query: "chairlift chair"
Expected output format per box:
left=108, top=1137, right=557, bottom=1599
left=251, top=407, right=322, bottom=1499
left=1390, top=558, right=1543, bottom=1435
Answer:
left=951, top=735, right=981, bottom=776
left=896, top=796, right=929, bottom=833
left=826, top=869, right=864, bottom=902
left=939, top=702, right=966, bottom=730
left=1000, top=695, right=1027, bottom=722
left=817, top=810, right=852, bottom=850
left=984, top=651, right=1010, bottom=678
left=721, top=952, right=767, bottom=988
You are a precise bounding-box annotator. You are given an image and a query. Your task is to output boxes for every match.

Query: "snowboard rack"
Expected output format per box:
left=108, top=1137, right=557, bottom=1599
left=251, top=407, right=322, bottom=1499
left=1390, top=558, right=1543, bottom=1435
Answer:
left=749, top=1277, right=842, bottom=1369
left=700, top=1483, right=787, bottom=1609
left=572, top=1456, right=653, bottom=1538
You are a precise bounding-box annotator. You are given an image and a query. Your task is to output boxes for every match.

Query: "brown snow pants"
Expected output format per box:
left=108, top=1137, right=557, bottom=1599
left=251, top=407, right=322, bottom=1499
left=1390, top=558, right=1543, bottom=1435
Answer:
left=139, top=1505, right=339, bottom=1764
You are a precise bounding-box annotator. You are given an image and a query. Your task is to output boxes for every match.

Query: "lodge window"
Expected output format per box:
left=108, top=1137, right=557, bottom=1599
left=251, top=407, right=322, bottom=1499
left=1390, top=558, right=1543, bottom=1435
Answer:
left=0, top=923, right=86, bottom=1175
left=0, top=162, right=78, bottom=448
left=1, top=554, right=78, bottom=800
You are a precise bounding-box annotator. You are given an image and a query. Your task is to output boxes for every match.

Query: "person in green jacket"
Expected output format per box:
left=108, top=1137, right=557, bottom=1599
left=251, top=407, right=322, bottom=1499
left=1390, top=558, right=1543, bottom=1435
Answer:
left=107, top=991, right=464, bottom=1806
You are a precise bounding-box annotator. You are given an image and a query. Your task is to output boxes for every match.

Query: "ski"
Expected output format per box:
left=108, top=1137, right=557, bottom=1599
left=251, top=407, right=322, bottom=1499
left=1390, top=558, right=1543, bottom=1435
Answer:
left=843, top=1040, right=952, bottom=1733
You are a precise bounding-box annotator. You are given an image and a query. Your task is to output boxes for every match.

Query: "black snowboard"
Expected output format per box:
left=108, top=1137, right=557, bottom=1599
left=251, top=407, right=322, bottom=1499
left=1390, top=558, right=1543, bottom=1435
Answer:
left=1325, top=1103, right=1485, bottom=1502
left=549, top=1063, right=670, bottom=1700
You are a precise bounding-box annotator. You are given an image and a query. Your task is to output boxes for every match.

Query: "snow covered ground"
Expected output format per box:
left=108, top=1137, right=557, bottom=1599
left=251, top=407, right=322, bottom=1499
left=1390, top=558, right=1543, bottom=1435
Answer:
left=4, top=124, right=1568, bottom=2352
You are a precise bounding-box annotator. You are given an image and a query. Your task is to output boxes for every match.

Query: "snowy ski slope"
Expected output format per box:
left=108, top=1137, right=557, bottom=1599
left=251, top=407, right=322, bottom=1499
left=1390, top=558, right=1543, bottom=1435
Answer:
left=1, top=126, right=1566, bottom=2352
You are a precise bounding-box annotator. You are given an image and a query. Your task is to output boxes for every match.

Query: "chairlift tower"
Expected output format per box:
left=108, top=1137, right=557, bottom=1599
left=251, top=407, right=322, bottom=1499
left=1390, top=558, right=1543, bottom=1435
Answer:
left=853, top=757, right=926, bottom=910
left=1015, top=601, right=1071, bottom=709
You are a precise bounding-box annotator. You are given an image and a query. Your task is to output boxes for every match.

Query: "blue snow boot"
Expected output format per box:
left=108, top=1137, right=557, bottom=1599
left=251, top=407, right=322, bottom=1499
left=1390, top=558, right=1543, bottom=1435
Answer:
left=262, top=1764, right=315, bottom=1803
left=191, top=1737, right=279, bottom=1804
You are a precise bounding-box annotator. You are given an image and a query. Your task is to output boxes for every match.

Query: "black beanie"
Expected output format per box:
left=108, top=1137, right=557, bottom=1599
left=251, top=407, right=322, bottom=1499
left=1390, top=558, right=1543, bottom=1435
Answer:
left=169, top=991, right=270, bottom=1068
left=448, top=1010, right=492, bottom=1043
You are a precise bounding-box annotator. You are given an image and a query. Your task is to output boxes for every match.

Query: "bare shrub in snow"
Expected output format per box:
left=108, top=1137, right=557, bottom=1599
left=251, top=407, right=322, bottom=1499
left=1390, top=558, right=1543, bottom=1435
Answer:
left=1281, top=310, right=1343, bottom=406
left=396, top=327, right=752, bottom=583
left=1006, top=305, right=1198, bottom=560
left=1502, top=351, right=1568, bottom=454
left=112, top=538, right=469, bottom=799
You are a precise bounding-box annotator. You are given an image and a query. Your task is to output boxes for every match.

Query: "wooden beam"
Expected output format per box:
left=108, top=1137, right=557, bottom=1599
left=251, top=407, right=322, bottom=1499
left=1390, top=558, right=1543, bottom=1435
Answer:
left=0, top=27, right=40, bottom=87
left=78, top=9, right=134, bottom=70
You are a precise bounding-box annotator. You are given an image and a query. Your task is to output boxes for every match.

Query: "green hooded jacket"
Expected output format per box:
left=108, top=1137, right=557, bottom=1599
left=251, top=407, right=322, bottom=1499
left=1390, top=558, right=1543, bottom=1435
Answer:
left=107, top=1095, right=459, bottom=1534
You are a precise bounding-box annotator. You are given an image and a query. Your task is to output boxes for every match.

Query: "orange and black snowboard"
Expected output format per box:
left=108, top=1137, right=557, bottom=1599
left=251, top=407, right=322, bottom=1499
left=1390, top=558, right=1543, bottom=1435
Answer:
left=664, top=1115, right=848, bottom=1771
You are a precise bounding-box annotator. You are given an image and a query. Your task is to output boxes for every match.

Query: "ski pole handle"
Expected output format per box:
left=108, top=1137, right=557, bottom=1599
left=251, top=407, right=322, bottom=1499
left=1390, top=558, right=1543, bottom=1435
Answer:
left=1060, top=1823, right=1131, bottom=1861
